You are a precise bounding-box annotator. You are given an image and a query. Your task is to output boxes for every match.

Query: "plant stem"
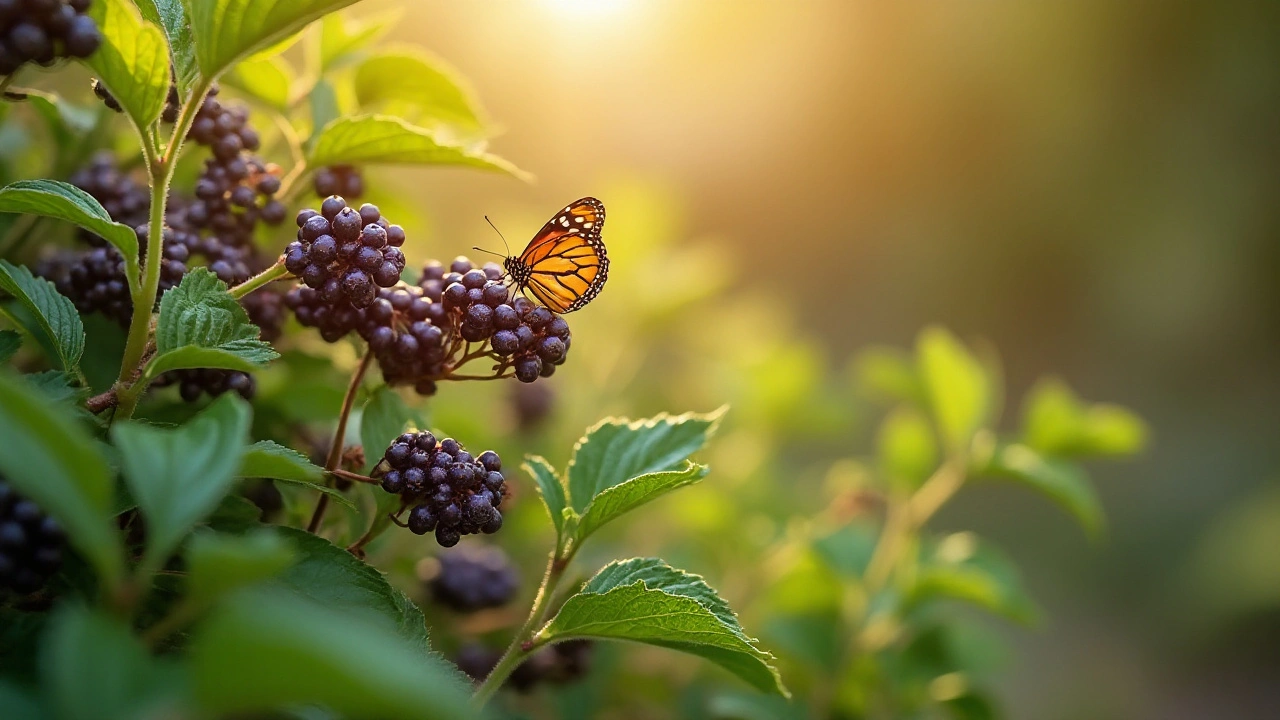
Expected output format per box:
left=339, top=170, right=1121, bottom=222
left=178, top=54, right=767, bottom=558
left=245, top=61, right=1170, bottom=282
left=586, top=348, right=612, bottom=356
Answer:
left=330, top=468, right=379, bottom=485
left=308, top=350, right=373, bottom=533
left=229, top=257, right=289, bottom=299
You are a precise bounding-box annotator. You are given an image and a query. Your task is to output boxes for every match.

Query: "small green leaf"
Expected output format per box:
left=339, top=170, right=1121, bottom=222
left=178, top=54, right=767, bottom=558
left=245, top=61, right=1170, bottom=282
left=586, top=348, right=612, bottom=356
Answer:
left=0, top=260, right=84, bottom=372
left=359, top=385, right=410, bottom=474
left=23, top=370, right=89, bottom=410
left=190, top=588, right=475, bottom=720
left=523, top=455, right=567, bottom=541
left=850, top=346, right=925, bottom=405
left=566, top=409, right=723, bottom=514
left=186, top=0, right=360, bottom=82
left=541, top=558, right=787, bottom=697
left=239, top=440, right=355, bottom=510
left=0, top=330, right=19, bottom=363
left=906, top=532, right=1038, bottom=624
left=354, top=48, right=487, bottom=140
left=0, top=181, right=138, bottom=290
left=82, top=0, right=171, bottom=130
left=308, top=115, right=527, bottom=179
left=877, top=406, right=938, bottom=490
left=307, top=77, right=340, bottom=154
left=985, top=443, right=1103, bottom=539
left=0, top=371, right=123, bottom=585
left=134, top=0, right=197, bottom=95
left=148, top=268, right=277, bottom=378
left=187, top=528, right=295, bottom=605
left=575, top=461, right=708, bottom=543
left=112, top=393, right=253, bottom=571
left=225, top=55, right=295, bottom=110
left=23, top=90, right=97, bottom=147
left=1022, top=378, right=1147, bottom=458
left=318, top=9, right=397, bottom=70
left=917, top=327, right=992, bottom=453
left=812, top=521, right=879, bottom=578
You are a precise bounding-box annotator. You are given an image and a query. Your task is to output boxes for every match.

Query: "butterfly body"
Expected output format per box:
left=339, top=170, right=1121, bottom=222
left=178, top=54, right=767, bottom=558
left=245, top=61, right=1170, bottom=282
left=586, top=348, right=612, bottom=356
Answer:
left=503, top=197, right=608, bottom=314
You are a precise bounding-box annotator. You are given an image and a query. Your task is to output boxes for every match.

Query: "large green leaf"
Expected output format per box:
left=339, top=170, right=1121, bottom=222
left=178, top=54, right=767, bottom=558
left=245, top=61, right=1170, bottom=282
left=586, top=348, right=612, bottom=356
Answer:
left=0, top=260, right=84, bottom=373
left=238, top=440, right=354, bottom=509
left=917, top=327, right=992, bottom=453
left=541, top=558, right=787, bottom=696
left=0, top=181, right=139, bottom=289
left=985, top=443, right=1103, bottom=539
left=190, top=588, right=475, bottom=720
left=111, top=394, right=253, bottom=571
left=134, top=0, right=198, bottom=95
left=0, top=371, right=123, bottom=584
left=359, top=385, right=410, bottom=474
left=186, top=0, right=360, bottom=82
left=566, top=409, right=723, bottom=514
left=186, top=528, right=295, bottom=605
left=308, top=115, right=527, bottom=179
left=224, top=55, right=295, bottom=110
left=575, top=461, right=708, bottom=543
left=1021, top=377, right=1147, bottom=459
left=318, top=9, right=397, bottom=70
left=83, top=0, right=172, bottom=131
left=523, top=455, right=567, bottom=541
left=147, top=269, right=277, bottom=378
left=354, top=48, right=487, bottom=139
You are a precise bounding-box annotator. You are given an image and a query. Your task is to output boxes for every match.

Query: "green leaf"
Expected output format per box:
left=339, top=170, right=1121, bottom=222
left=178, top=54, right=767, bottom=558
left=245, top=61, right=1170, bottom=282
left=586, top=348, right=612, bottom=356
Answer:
left=307, top=77, right=340, bottom=154
left=147, top=268, right=277, bottom=378
left=877, top=406, right=938, bottom=491
left=812, top=521, right=879, bottom=578
left=1022, top=378, right=1147, bottom=458
left=575, top=461, right=708, bottom=543
left=523, top=455, right=568, bottom=541
left=23, top=90, right=97, bottom=148
left=359, top=385, right=410, bottom=474
left=134, top=0, right=198, bottom=95
left=850, top=346, right=925, bottom=405
left=308, top=115, right=528, bottom=179
left=354, top=48, right=487, bottom=140
left=186, top=0, right=360, bottom=82
left=906, top=532, right=1038, bottom=624
left=187, top=528, right=294, bottom=605
left=984, top=444, right=1103, bottom=539
left=82, top=0, right=171, bottom=130
left=0, top=681, right=43, bottom=720
left=225, top=55, right=295, bottom=110
left=0, top=181, right=138, bottom=291
left=541, top=558, right=787, bottom=697
left=239, top=440, right=354, bottom=510
left=917, top=327, right=991, bottom=453
left=112, top=393, right=253, bottom=571
left=0, top=371, right=123, bottom=585
left=41, top=606, right=181, bottom=720
left=566, top=409, right=723, bottom=514
left=23, top=370, right=89, bottom=410
left=318, top=9, right=397, bottom=70
left=0, top=330, right=19, bottom=363
left=190, top=588, right=475, bottom=720
left=0, top=260, right=84, bottom=372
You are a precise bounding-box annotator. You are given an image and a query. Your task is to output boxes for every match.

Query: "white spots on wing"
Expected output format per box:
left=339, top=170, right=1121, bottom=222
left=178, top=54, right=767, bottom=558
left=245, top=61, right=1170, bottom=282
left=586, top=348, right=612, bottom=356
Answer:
left=574, top=216, right=584, bottom=223
left=583, top=222, right=594, bottom=228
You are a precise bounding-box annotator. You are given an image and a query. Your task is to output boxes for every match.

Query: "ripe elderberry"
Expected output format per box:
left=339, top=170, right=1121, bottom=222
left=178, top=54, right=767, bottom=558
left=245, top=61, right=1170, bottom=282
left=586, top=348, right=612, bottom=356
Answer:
left=68, top=151, right=149, bottom=243
left=452, top=640, right=594, bottom=692
left=313, top=165, right=363, bottom=199
left=0, top=478, right=66, bottom=595
left=357, top=284, right=447, bottom=394
left=0, top=0, right=101, bottom=75
left=283, top=197, right=406, bottom=309
left=425, top=545, right=518, bottom=612
left=376, top=432, right=506, bottom=547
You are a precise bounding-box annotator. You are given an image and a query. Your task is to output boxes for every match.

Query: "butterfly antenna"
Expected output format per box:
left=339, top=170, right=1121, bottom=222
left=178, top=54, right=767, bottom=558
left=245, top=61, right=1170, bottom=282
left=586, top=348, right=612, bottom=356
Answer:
left=485, top=215, right=512, bottom=256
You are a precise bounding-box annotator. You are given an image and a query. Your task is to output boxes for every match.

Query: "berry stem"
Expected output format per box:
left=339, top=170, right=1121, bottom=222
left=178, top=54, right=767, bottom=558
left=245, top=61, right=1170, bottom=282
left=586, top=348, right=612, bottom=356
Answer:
left=229, top=256, right=289, bottom=299
left=307, top=350, right=374, bottom=533
left=329, top=468, right=380, bottom=485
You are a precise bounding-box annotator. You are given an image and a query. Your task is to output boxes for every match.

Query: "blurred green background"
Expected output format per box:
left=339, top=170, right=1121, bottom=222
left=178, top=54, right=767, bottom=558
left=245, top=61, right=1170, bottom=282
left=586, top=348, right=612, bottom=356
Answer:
left=345, top=1, right=1279, bottom=717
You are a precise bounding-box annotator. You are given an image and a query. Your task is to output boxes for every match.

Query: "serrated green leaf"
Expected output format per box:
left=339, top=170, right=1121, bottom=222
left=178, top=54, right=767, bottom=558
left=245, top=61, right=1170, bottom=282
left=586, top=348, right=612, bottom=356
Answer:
left=134, top=0, right=198, bottom=95
left=112, top=393, right=253, bottom=572
left=523, top=455, right=567, bottom=540
left=146, top=343, right=274, bottom=377
left=985, top=443, right=1103, bottom=539
left=147, top=268, right=277, bottom=378
left=0, top=260, right=84, bottom=372
left=906, top=532, right=1038, bottom=624
left=917, top=327, right=992, bottom=453
left=225, top=54, right=295, bottom=110
left=877, top=406, right=938, bottom=491
left=318, top=9, right=397, bottom=70
left=542, top=558, right=787, bottom=696
left=1022, top=377, right=1147, bottom=458
left=82, top=0, right=171, bottom=131
left=308, top=115, right=527, bottom=179
left=359, top=385, right=410, bottom=474
left=576, top=461, right=708, bottom=543
left=190, top=587, right=475, bottom=720
left=186, top=0, right=360, bottom=82
left=354, top=48, right=487, bottom=140
left=22, top=370, right=89, bottom=408
left=187, top=528, right=294, bottom=605
left=566, top=409, right=723, bottom=514
left=0, top=181, right=138, bottom=289
left=239, top=440, right=354, bottom=510
left=0, top=371, right=123, bottom=585
left=0, top=330, right=19, bottom=363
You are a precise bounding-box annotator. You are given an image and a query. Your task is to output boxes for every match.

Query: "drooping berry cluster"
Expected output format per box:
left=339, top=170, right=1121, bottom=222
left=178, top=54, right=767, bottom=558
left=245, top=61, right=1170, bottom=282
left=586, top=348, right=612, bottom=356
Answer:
left=0, top=478, right=65, bottom=596
left=150, top=367, right=255, bottom=402
left=425, top=545, right=518, bottom=612
left=68, top=151, right=149, bottom=243
left=454, top=640, right=594, bottom=692
left=375, top=432, right=505, bottom=547
left=313, top=165, right=363, bottom=199
left=40, top=231, right=188, bottom=326
left=188, top=86, right=260, bottom=160
left=284, top=196, right=406, bottom=309
left=0, top=0, right=100, bottom=75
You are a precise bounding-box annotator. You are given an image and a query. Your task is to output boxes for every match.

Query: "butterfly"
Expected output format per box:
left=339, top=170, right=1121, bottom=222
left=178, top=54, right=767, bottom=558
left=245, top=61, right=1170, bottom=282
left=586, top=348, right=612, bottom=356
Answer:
left=496, top=197, right=609, bottom=314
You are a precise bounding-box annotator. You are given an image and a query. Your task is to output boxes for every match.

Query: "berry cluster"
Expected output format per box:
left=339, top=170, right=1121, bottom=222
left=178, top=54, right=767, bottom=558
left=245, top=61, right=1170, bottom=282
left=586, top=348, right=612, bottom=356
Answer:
left=425, top=545, right=518, bottom=612
left=313, top=165, right=363, bottom=199
left=93, top=78, right=179, bottom=123
left=359, top=285, right=448, bottom=394
left=188, top=86, right=260, bottom=161
left=375, top=432, right=505, bottom=547
left=454, top=640, right=594, bottom=692
left=0, top=479, right=65, bottom=596
left=284, top=196, right=406, bottom=309
left=0, top=0, right=100, bottom=75
left=150, top=367, right=255, bottom=402
left=68, top=151, right=149, bottom=242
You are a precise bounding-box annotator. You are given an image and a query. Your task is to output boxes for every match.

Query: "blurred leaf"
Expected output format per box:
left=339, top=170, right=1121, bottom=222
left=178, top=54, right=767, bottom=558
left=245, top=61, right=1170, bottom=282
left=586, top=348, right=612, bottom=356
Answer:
left=22, top=90, right=97, bottom=148
left=186, top=0, right=360, bottom=82
left=0, top=681, right=43, bottom=720
left=542, top=558, right=787, bottom=697
left=523, top=455, right=568, bottom=541
left=813, top=521, right=879, bottom=578
left=82, top=0, right=171, bottom=130
left=112, top=394, right=253, bottom=571
left=906, top=532, right=1038, bottom=624
left=190, top=588, right=475, bottom=719
left=707, top=691, right=809, bottom=720
left=0, top=260, right=84, bottom=373
left=0, top=329, right=19, bottom=362
left=206, top=494, right=263, bottom=534
left=984, top=444, right=1103, bottom=539
left=307, top=77, right=340, bottom=153
left=851, top=346, right=925, bottom=405
left=360, top=384, right=411, bottom=474
left=944, top=692, right=999, bottom=720
left=147, top=269, right=278, bottom=378
left=917, top=327, right=992, bottom=453
left=239, top=440, right=353, bottom=509
left=1022, top=377, right=1147, bottom=458
left=566, top=408, right=724, bottom=514
left=319, top=10, right=397, bottom=70
left=877, top=407, right=938, bottom=490
left=576, top=461, right=708, bottom=544
left=308, top=115, right=527, bottom=179
left=225, top=55, right=295, bottom=111
left=354, top=47, right=486, bottom=139
left=187, top=528, right=294, bottom=605
left=134, top=0, right=197, bottom=94
left=1183, top=483, right=1280, bottom=618
left=0, top=182, right=138, bottom=289
left=761, top=611, right=843, bottom=669
left=23, top=370, right=89, bottom=410
left=0, top=371, right=123, bottom=585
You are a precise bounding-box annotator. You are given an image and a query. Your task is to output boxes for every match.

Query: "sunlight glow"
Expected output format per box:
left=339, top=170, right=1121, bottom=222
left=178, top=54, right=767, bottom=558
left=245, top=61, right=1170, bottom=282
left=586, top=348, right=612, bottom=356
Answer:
left=544, top=0, right=634, bottom=20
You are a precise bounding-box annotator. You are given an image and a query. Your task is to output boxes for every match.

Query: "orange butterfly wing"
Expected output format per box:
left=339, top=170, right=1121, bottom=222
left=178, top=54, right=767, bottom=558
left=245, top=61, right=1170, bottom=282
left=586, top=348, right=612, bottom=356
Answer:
left=517, top=197, right=608, bottom=313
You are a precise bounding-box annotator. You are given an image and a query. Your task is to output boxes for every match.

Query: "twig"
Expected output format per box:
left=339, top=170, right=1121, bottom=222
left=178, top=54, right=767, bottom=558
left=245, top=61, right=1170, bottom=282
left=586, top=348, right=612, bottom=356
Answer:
left=307, top=351, right=373, bottom=533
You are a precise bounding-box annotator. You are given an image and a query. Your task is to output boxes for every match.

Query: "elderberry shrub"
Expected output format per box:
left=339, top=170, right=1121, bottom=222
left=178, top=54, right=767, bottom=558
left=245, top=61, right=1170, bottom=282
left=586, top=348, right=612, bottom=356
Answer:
left=284, top=196, right=406, bottom=309
left=313, top=165, right=363, bottom=199
left=0, top=0, right=101, bottom=75
left=453, top=640, right=594, bottom=692
left=375, top=432, right=506, bottom=547
left=0, top=478, right=66, bottom=596
left=425, top=545, right=518, bottom=613
left=358, top=284, right=447, bottom=395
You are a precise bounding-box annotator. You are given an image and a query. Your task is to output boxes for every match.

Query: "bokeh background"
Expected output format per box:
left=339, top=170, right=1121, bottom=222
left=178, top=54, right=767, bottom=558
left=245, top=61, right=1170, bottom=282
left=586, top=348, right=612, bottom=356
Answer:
left=352, top=2, right=1279, bottom=718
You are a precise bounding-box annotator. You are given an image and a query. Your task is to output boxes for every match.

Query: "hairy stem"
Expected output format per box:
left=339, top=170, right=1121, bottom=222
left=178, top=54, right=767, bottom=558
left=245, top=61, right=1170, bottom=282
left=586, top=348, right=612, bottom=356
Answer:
left=307, top=351, right=373, bottom=533
left=229, top=257, right=289, bottom=299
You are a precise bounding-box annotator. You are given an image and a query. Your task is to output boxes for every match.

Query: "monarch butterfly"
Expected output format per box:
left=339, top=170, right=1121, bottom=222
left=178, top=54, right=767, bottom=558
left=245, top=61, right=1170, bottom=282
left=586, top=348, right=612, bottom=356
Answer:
left=487, top=197, right=609, bottom=314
